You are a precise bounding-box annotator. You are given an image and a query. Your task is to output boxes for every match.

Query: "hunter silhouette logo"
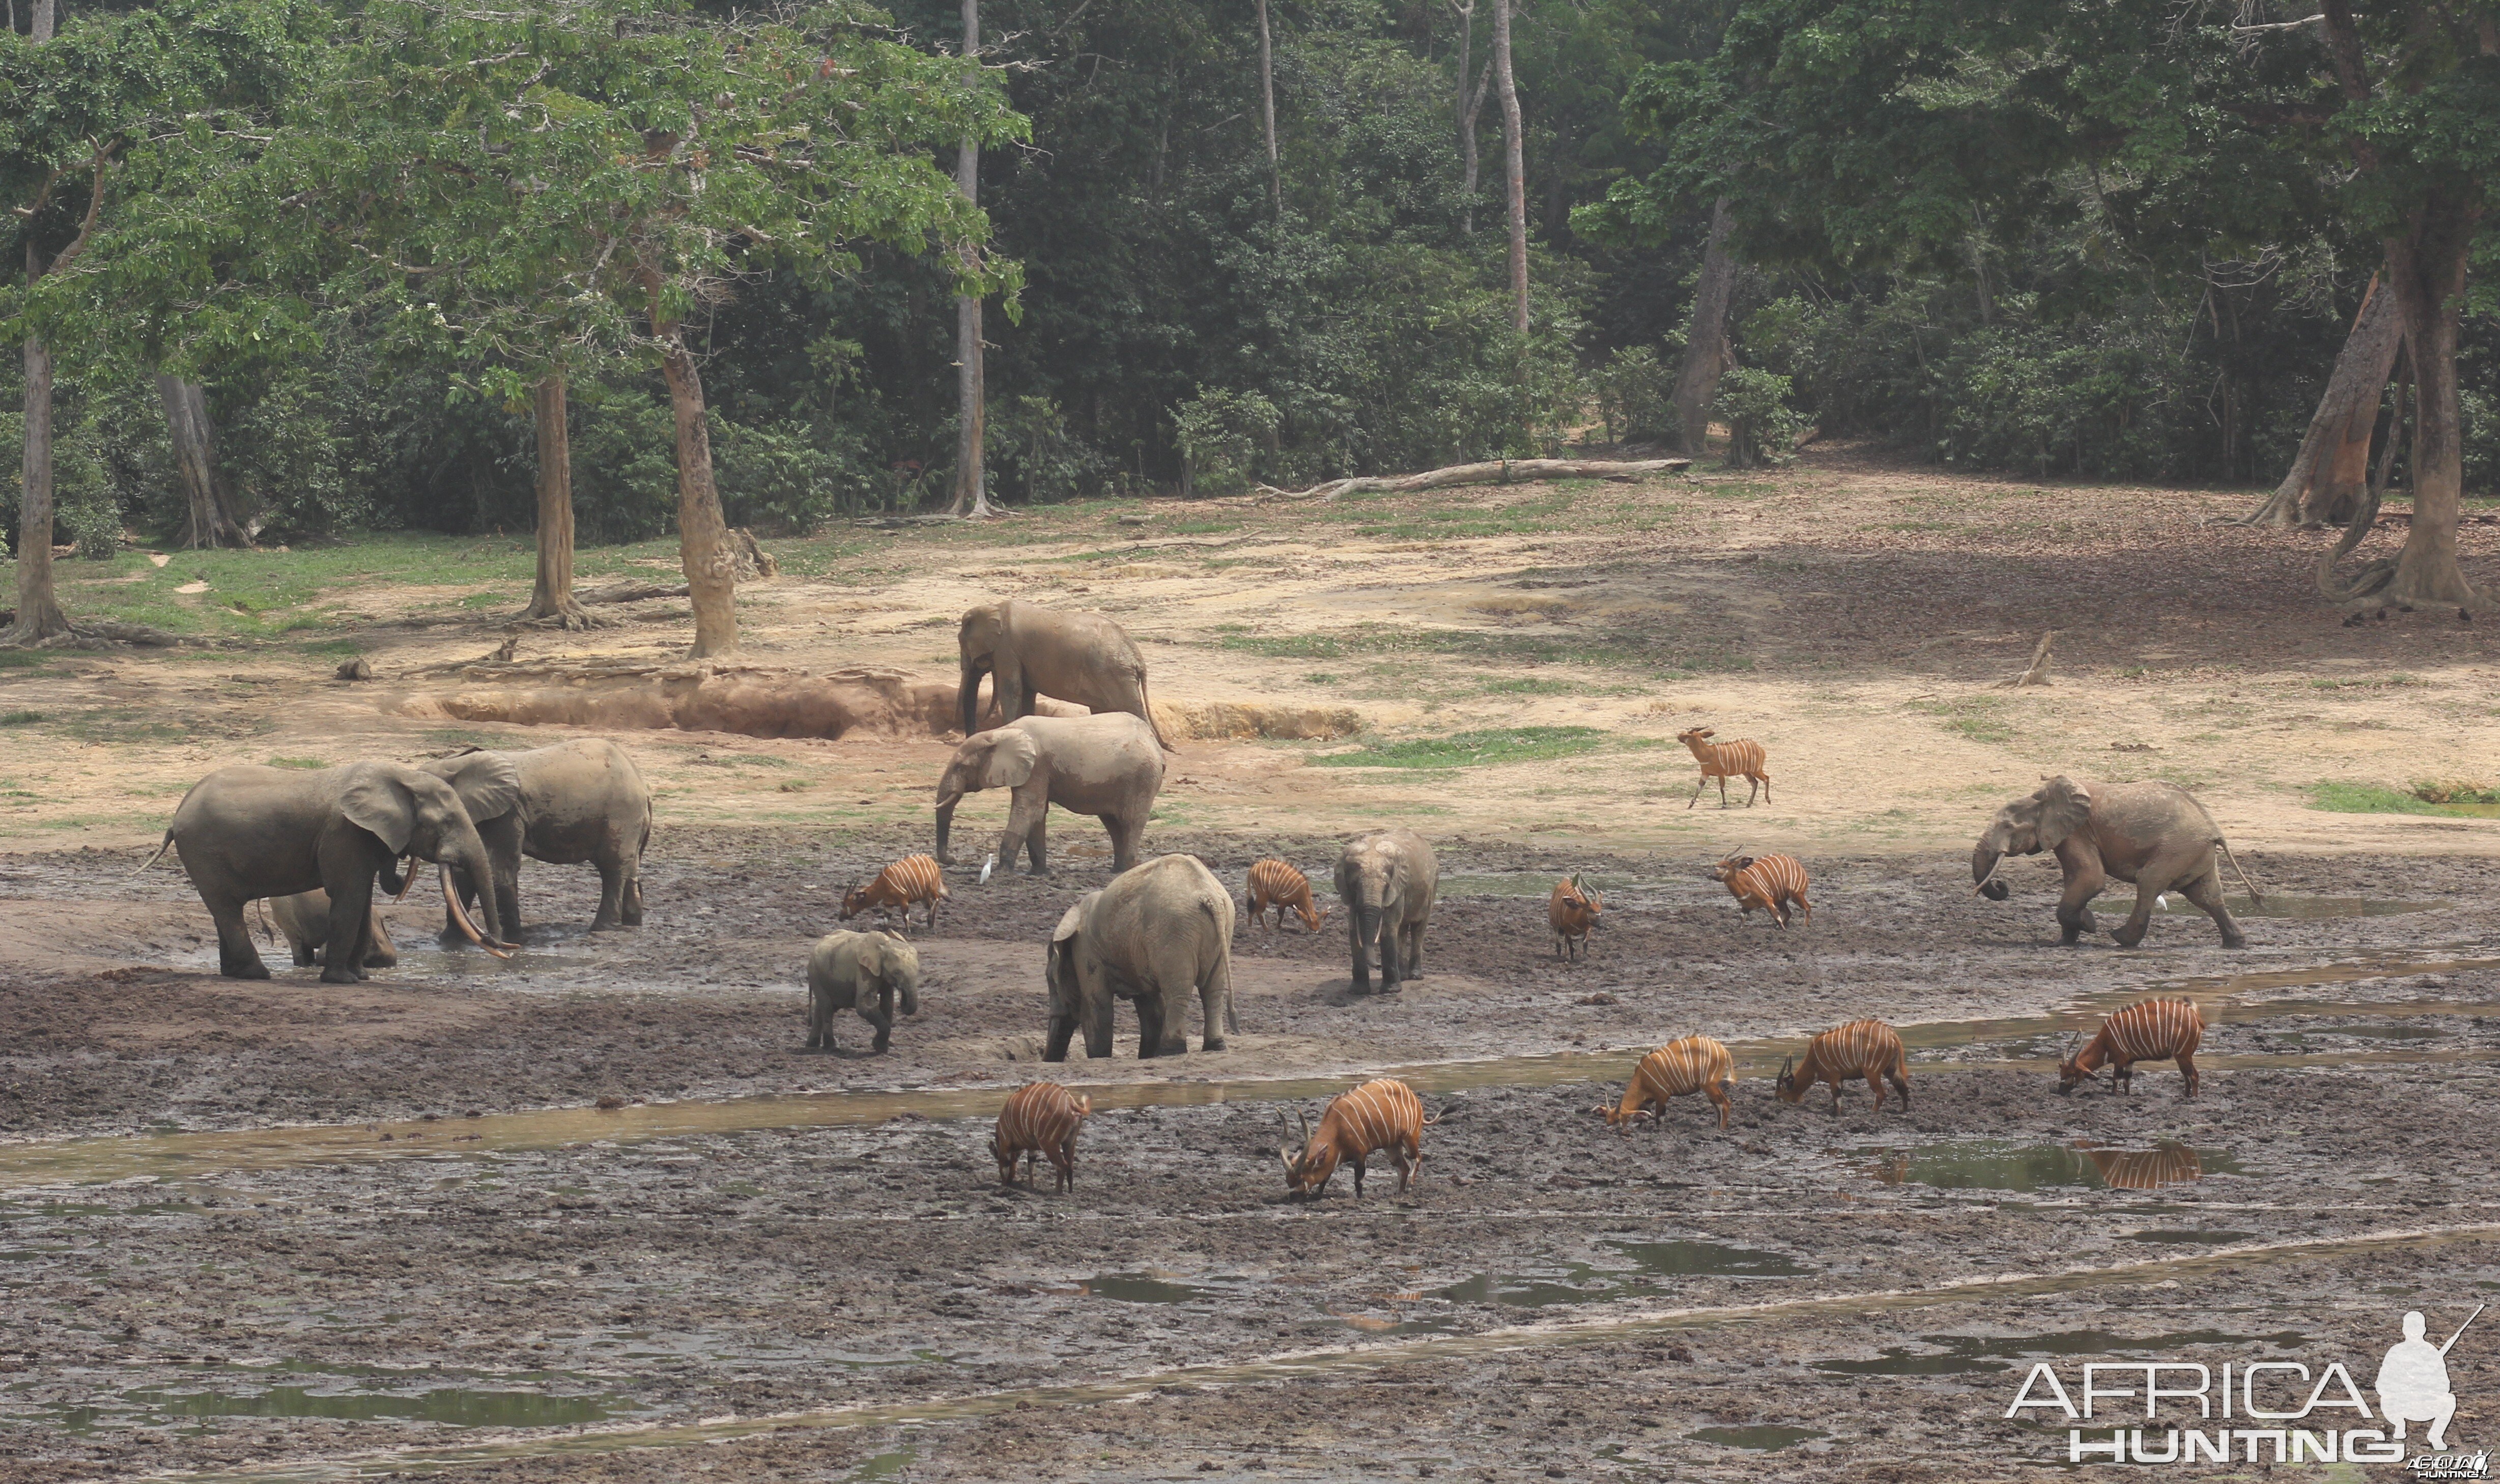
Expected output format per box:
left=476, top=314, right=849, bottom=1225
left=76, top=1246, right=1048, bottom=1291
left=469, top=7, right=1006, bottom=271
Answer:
left=2002, top=1303, right=2483, bottom=1467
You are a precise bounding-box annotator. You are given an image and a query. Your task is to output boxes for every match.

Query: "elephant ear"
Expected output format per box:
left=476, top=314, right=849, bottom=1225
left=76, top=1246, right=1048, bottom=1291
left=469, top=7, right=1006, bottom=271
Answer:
left=1051, top=896, right=1093, bottom=944
left=338, top=764, right=417, bottom=856
left=2036, top=776, right=2093, bottom=847
left=983, top=730, right=1041, bottom=790
left=444, top=752, right=522, bottom=823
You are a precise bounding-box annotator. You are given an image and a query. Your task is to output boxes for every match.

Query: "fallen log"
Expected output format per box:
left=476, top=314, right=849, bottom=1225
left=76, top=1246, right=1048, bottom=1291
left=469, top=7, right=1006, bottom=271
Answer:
left=1258, top=456, right=1692, bottom=502
left=578, top=581, right=692, bottom=605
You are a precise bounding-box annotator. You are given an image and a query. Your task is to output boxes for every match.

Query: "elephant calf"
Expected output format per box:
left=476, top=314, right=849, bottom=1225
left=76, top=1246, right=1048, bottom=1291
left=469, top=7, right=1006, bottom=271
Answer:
left=268, top=889, right=399, bottom=970
left=1972, top=775, right=2263, bottom=948
left=807, top=930, right=921, bottom=1053
left=1336, top=829, right=1439, bottom=994
left=1046, top=854, right=1235, bottom=1060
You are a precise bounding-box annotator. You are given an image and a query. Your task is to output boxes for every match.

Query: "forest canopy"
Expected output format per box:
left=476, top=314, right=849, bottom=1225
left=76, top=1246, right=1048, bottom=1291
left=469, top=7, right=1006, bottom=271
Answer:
left=0, top=0, right=2490, bottom=595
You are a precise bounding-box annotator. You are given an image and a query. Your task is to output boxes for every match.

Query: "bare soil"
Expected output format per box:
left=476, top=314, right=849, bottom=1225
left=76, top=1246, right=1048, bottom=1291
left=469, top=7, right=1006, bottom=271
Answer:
left=4, top=448, right=2499, bottom=1481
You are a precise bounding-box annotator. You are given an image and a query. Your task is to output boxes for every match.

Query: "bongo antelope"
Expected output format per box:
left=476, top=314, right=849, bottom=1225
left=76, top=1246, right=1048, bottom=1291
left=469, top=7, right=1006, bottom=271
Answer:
left=1776, top=1018, right=1910, bottom=1112
left=1714, top=852, right=1811, bottom=927
left=1280, top=1078, right=1430, bottom=1198
left=1598, top=1035, right=1736, bottom=1130
left=1675, top=728, right=1770, bottom=808
left=843, top=853, right=949, bottom=934
left=1549, top=875, right=1603, bottom=960
left=991, top=1081, right=1092, bottom=1191
left=2058, top=997, right=2204, bottom=1098
left=1246, top=858, right=1325, bottom=932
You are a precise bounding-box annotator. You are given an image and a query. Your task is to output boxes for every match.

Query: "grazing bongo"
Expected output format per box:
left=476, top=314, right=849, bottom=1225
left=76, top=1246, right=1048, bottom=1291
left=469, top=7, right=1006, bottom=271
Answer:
left=1714, top=852, right=1811, bottom=927
left=1549, top=875, right=1603, bottom=960
left=1675, top=727, right=1771, bottom=809
left=2059, top=997, right=2204, bottom=1098
left=1599, top=1035, right=1737, bottom=1130
left=1246, top=858, right=1325, bottom=932
left=1280, top=1078, right=1430, bottom=1198
left=1777, top=1018, right=1910, bottom=1113
left=842, top=853, right=949, bottom=934
left=990, top=1082, right=1091, bottom=1191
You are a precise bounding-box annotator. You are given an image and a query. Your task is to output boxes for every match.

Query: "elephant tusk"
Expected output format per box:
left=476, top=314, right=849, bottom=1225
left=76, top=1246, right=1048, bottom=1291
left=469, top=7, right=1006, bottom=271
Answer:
left=442, top=868, right=516, bottom=959
left=391, top=853, right=418, bottom=903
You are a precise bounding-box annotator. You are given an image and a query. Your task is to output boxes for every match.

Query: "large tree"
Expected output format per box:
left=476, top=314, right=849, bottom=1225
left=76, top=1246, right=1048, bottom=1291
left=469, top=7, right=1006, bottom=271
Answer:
left=268, top=0, right=1023, bottom=652
left=1595, top=0, right=2489, bottom=606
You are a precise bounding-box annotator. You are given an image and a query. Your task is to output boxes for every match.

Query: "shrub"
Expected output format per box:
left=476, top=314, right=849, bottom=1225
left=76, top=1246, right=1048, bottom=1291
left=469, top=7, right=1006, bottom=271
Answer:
left=1712, top=366, right=1808, bottom=468
left=1173, top=388, right=1283, bottom=496
left=1594, top=345, right=1677, bottom=444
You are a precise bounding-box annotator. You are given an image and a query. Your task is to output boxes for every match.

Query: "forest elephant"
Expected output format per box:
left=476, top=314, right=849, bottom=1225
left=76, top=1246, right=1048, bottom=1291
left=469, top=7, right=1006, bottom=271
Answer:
left=1044, top=854, right=1236, bottom=1060
left=934, top=713, right=1165, bottom=875
left=267, top=889, right=398, bottom=970
left=1972, top=776, right=2263, bottom=948
left=143, top=761, right=514, bottom=983
left=422, top=739, right=651, bottom=936
left=806, top=929, right=922, bottom=1053
left=1336, top=829, right=1440, bottom=994
left=957, top=598, right=1174, bottom=751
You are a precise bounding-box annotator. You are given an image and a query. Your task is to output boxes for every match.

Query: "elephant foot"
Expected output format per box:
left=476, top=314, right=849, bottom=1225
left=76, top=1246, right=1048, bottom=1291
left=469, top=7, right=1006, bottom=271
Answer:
left=1201, top=1037, right=1226, bottom=1053
left=319, top=965, right=362, bottom=985
left=871, top=1037, right=892, bottom=1054
left=222, top=958, right=273, bottom=981
left=2220, top=934, right=2248, bottom=950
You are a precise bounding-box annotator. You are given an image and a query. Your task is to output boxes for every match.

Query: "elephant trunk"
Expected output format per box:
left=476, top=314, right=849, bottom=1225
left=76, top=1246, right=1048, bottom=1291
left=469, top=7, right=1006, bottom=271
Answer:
left=442, top=837, right=514, bottom=951
left=1972, top=843, right=2010, bottom=902
left=957, top=664, right=987, bottom=736
left=1354, top=902, right=1383, bottom=964
left=934, top=792, right=961, bottom=864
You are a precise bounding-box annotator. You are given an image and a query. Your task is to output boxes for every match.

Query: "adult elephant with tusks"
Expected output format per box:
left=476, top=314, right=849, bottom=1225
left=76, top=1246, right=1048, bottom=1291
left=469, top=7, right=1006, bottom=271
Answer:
left=1336, top=829, right=1439, bottom=994
left=934, top=713, right=1165, bottom=876
left=421, top=739, right=652, bottom=936
left=956, top=598, right=1175, bottom=750
left=1044, top=854, right=1237, bottom=1059
left=138, top=761, right=517, bottom=982
left=1971, top=775, right=2263, bottom=948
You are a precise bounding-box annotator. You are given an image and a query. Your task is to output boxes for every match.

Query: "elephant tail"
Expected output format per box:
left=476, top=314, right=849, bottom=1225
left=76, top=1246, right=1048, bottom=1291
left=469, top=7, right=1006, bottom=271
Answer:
left=1135, top=668, right=1177, bottom=753
left=2216, top=835, right=2264, bottom=907
left=2181, top=791, right=2265, bottom=906
left=128, top=830, right=176, bottom=879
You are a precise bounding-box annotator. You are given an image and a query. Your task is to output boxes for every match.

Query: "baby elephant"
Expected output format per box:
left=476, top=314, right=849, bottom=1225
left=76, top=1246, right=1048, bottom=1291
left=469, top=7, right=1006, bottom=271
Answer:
left=806, top=930, right=921, bottom=1053
left=267, top=889, right=400, bottom=970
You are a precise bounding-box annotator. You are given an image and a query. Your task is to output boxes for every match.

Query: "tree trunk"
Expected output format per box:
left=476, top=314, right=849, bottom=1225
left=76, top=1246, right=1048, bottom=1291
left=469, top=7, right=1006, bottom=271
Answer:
left=2379, top=195, right=2484, bottom=608
left=1460, top=58, right=1490, bottom=236
left=944, top=0, right=997, bottom=519
left=1256, top=0, right=1280, bottom=216
left=156, top=374, right=245, bottom=550
left=11, top=334, right=67, bottom=642
left=2243, top=273, right=2402, bottom=528
left=8, top=0, right=68, bottom=644
left=651, top=319, right=738, bottom=657
left=1491, top=0, right=1527, bottom=332
left=521, top=373, right=593, bottom=627
left=1673, top=198, right=1737, bottom=457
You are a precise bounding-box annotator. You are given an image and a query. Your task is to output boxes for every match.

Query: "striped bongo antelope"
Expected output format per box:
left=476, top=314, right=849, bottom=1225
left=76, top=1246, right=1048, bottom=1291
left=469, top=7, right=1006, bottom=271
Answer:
left=2058, top=997, right=2205, bottom=1098
left=1246, top=858, right=1325, bottom=932
left=1675, top=727, right=1771, bottom=809
left=990, top=1082, right=1092, bottom=1191
left=1280, top=1078, right=1431, bottom=1198
left=1714, top=852, right=1811, bottom=927
left=1777, top=1018, right=1911, bottom=1114
left=842, top=853, right=949, bottom=934
left=1599, top=1035, right=1737, bottom=1130
left=1549, top=875, right=1603, bottom=960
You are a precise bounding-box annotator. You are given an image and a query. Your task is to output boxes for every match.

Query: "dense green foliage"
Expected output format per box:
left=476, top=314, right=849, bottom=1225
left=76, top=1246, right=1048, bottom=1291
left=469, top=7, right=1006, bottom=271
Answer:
left=1, top=0, right=2490, bottom=561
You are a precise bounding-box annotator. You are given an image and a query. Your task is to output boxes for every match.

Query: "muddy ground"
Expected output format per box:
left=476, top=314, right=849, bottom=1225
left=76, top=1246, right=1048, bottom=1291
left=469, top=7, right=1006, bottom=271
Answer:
left=6, top=837, right=2500, bottom=1481
left=6, top=450, right=2500, bottom=1480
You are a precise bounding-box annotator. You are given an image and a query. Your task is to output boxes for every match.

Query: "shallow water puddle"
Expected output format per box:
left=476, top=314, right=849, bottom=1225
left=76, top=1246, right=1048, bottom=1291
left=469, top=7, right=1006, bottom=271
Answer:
left=1865, top=1140, right=2240, bottom=1193
left=4, top=1361, right=629, bottom=1435
left=153, top=1222, right=2500, bottom=1482
left=11, top=952, right=2498, bottom=1191
left=1689, top=1424, right=1826, bottom=1450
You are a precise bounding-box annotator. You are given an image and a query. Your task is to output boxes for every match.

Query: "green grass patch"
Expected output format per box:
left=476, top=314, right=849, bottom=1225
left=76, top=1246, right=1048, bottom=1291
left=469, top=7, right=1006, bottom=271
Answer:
left=1312, top=726, right=1608, bottom=770
left=267, top=756, right=328, bottom=770
left=460, top=590, right=513, bottom=610
left=0, top=710, right=41, bottom=725
left=1165, top=521, right=1239, bottom=535
left=0, top=650, right=50, bottom=669
left=2308, top=782, right=2500, bottom=819
left=1213, top=621, right=1747, bottom=675
left=2311, top=672, right=2424, bottom=690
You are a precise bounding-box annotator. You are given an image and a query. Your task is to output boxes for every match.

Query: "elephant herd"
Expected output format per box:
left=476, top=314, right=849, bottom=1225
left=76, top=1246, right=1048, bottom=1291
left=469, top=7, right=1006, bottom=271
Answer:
left=134, top=596, right=2267, bottom=1092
